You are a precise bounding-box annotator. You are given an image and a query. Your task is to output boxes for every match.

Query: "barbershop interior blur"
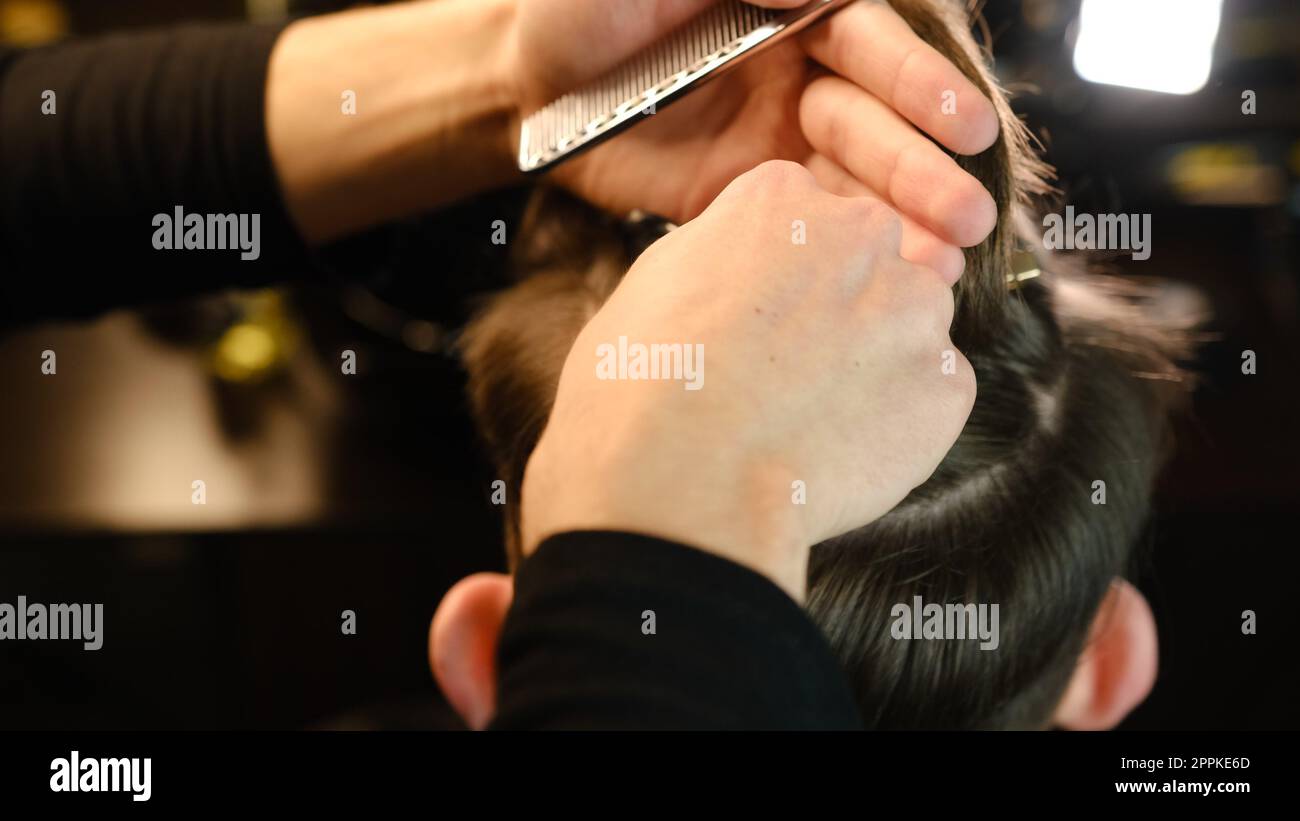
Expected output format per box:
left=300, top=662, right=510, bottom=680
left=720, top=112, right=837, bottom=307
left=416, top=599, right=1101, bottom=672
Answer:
left=1, top=0, right=1297, bottom=729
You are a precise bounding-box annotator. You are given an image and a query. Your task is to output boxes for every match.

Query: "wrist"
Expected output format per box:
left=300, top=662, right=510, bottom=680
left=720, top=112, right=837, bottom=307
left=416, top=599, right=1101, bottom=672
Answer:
left=520, top=420, right=813, bottom=602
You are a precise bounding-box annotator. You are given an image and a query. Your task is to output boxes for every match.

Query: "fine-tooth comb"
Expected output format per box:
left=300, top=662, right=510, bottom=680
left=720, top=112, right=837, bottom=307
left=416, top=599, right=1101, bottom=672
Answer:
left=518, top=0, right=856, bottom=174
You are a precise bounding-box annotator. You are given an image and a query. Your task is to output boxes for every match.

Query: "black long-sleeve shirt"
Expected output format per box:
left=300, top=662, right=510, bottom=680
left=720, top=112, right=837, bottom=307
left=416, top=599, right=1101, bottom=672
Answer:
left=0, top=23, right=308, bottom=327
left=494, top=531, right=860, bottom=730
left=1, top=23, right=861, bottom=729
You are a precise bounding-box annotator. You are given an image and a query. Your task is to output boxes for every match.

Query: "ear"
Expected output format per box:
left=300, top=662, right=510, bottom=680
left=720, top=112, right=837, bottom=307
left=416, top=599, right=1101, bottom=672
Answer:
left=1053, top=578, right=1158, bottom=730
left=428, top=573, right=513, bottom=730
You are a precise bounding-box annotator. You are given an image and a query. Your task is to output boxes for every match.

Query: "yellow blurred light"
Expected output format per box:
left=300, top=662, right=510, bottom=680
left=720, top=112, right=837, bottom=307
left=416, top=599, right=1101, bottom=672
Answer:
left=213, top=323, right=280, bottom=383
left=0, top=0, right=68, bottom=46
left=1167, top=143, right=1285, bottom=206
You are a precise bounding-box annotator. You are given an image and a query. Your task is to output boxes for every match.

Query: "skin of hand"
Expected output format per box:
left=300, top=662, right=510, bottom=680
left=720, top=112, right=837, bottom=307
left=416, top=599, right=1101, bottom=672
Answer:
left=511, top=0, right=1000, bottom=282
left=267, top=0, right=1000, bottom=282
left=519, top=161, right=976, bottom=602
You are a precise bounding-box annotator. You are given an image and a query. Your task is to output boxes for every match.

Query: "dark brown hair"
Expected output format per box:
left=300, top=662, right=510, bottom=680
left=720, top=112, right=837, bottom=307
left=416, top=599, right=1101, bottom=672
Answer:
left=459, top=0, right=1200, bottom=728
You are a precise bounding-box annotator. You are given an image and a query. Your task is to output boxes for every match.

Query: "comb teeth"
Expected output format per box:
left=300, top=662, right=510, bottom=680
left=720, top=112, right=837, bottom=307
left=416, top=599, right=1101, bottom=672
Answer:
left=519, top=1, right=844, bottom=174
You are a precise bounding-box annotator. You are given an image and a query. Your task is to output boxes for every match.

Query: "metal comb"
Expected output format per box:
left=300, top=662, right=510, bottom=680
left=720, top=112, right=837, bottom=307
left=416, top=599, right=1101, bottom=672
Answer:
left=518, top=0, right=856, bottom=174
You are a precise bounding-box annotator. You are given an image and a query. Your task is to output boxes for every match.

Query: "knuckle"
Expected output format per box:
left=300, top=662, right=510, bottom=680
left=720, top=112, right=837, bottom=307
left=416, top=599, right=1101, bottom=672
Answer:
left=743, top=159, right=814, bottom=194
left=718, top=161, right=816, bottom=217
left=953, top=352, right=977, bottom=399
left=908, top=263, right=955, bottom=334
left=946, top=349, right=978, bottom=411
left=927, top=271, right=957, bottom=332
left=891, top=262, right=955, bottom=336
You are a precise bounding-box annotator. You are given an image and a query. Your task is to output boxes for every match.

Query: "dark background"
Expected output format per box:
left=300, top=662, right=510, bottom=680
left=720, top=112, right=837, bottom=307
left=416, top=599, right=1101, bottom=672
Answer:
left=0, top=0, right=1296, bottom=729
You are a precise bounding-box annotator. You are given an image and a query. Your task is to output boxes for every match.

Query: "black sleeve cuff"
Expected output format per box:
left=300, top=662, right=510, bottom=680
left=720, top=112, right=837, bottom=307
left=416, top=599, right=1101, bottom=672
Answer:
left=491, top=530, right=861, bottom=730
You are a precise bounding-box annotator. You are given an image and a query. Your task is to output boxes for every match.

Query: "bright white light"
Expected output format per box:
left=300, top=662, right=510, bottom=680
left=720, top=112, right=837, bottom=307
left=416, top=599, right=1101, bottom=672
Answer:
left=1073, top=0, right=1223, bottom=95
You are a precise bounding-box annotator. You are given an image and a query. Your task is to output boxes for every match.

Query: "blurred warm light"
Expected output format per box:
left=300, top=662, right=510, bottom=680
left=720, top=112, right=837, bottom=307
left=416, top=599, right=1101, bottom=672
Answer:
left=1166, top=143, right=1287, bottom=206
left=1073, top=0, right=1222, bottom=95
left=214, top=323, right=279, bottom=382
left=0, top=0, right=67, bottom=46
left=245, top=0, right=290, bottom=23
left=0, top=313, right=337, bottom=532
left=1021, top=0, right=1063, bottom=32
left=211, top=290, right=300, bottom=383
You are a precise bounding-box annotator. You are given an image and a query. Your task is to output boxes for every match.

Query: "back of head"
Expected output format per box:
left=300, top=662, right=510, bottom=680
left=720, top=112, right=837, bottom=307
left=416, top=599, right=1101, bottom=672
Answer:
left=459, top=0, right=1201, bottom=728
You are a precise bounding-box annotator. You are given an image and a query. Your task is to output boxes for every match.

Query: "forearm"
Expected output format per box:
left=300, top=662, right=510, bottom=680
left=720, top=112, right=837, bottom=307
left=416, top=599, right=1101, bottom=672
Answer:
left=266, top=0, right=522, bottom=244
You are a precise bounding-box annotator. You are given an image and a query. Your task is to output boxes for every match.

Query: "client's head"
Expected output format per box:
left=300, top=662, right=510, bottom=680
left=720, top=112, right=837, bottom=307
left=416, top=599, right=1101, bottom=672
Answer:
left=429, top=0, right=1200, bottom=730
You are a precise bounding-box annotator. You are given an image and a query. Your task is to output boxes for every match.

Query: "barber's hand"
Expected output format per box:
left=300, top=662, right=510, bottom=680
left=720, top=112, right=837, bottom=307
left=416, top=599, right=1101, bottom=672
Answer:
left=508, top=0, right=1000, bottom=283
left=519, top=162, right=975, bottom=601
